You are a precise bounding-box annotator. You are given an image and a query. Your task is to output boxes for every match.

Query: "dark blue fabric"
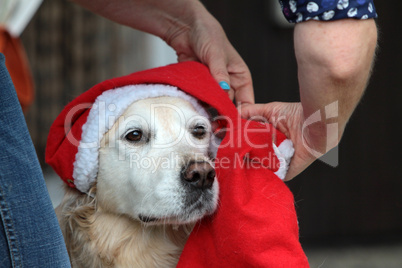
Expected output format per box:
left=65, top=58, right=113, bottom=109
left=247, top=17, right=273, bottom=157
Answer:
left=0, top=53, right=71, bottom=267
left=279, top=0, right=377, bottom=23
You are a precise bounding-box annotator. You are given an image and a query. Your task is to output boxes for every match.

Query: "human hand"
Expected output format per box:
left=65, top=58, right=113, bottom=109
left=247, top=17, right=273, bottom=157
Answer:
left=163, top=1, right=254, bottom=106
left=72, top=0, right=254, bottom=106
left=240, top=102, right=326, bottom=181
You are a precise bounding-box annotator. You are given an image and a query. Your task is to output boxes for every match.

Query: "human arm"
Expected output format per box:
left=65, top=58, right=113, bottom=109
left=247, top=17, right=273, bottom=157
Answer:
left=242, top=19, right=378, bottom=180
left=71, top=0, right=254, bottom=105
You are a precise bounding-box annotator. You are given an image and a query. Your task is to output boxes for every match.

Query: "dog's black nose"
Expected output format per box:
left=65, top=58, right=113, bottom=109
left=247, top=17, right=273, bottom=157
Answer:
left=181, top=161, right=215, bottom=190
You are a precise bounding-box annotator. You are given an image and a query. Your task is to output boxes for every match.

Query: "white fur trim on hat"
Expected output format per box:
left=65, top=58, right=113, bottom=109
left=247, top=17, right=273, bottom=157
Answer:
left=72, top=84, right=209, bottom=193
left=273, top=139, right=294, bottom=180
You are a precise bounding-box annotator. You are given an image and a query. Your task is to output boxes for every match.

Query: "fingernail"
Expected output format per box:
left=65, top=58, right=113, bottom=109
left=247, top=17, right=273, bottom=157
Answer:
left=219, top=81, right=230, bottom=90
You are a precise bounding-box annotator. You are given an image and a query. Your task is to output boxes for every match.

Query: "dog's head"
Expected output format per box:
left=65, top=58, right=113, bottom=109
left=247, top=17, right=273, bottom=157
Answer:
left=96, top=96, right=219, bottom=225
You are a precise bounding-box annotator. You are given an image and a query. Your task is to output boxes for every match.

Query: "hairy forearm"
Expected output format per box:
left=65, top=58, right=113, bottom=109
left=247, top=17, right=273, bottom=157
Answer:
left=294, top=19, right=377, bottom=151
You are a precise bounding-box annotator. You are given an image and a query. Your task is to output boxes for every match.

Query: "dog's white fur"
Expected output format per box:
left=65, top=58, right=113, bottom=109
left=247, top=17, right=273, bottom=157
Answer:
left=57, top=96, right=219, bottom=267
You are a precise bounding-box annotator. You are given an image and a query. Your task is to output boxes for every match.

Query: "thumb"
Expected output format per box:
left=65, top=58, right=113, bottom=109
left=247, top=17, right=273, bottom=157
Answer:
left=239, top=103, right=273, bottom=119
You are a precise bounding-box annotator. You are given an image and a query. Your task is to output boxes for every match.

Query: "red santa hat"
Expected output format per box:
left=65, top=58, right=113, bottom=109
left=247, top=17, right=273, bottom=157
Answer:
left=46, top=61, right=308, bottom=267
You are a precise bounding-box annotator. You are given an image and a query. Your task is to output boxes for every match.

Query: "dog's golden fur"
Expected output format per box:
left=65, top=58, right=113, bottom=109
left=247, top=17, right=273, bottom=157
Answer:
left=56, top=185, right=193, bottom=268
left=55, top=96, right=218, bottom=267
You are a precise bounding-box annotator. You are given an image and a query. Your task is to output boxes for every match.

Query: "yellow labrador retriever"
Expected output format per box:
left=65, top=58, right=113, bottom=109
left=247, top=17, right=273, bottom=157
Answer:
left=56, top=96, right=219, bottom=267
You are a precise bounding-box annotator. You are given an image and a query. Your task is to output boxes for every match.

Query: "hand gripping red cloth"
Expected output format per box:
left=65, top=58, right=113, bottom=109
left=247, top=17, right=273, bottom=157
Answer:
left=46, top=61, right=309, bottom=267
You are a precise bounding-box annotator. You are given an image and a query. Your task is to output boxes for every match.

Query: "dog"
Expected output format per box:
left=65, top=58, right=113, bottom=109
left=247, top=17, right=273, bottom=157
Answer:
left=56, top=96, right=219, bottom=267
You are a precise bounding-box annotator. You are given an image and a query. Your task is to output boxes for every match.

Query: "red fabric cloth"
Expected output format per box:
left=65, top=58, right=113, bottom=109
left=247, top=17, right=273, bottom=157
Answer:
left=46, top=61, right=308, bottom=267
left=178, top=118, right=308, bottom=267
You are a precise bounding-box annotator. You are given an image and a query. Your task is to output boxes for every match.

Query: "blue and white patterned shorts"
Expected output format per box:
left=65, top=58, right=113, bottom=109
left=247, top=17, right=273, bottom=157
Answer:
left=279, top=0, right=377, bottom=23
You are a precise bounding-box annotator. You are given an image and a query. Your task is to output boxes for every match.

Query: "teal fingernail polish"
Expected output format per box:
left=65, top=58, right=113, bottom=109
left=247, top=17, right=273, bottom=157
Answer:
left=219, top=81, right=230, bottom=90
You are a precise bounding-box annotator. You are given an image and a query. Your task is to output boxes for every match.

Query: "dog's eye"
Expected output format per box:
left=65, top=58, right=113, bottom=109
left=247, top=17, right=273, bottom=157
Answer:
left=192, top=125, right=206, bottom=138
left=125, top=130, right=142, bottom=142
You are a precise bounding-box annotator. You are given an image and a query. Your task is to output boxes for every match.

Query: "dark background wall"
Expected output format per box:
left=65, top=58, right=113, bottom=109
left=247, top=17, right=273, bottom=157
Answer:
left=20, top=0, right=402, bottom=244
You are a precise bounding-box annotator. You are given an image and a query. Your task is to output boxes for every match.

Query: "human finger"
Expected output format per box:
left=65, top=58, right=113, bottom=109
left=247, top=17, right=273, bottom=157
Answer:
left=239, top=103, right=272, bottom=119
left=227, top=59, right=254, bottom=105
